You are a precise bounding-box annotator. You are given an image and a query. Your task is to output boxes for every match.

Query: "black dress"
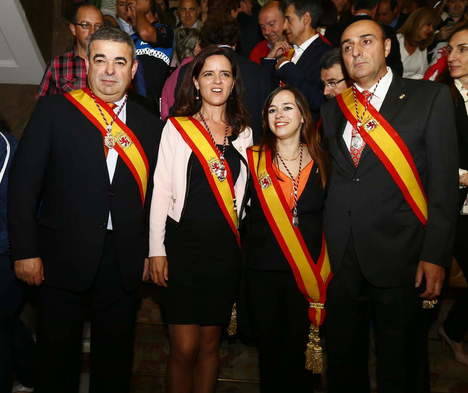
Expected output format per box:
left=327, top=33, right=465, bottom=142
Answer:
left=159, top=141, right=242, bottom=325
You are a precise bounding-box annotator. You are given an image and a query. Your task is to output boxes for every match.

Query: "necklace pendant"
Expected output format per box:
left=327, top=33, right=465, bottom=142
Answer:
left=104, top=133, right=116, bottom=149
left=292, top=214, right=299, bottom=226
left=216, top=164, right=227, bottom=181
left=106, top=125, right=112, bottom=133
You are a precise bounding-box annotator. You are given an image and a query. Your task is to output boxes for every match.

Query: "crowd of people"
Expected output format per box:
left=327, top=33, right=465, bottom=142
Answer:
left=0, top=0, right=467, bottom=392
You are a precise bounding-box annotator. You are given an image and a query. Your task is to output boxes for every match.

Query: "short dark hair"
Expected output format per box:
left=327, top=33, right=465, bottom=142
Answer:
left=200, top=18, right=240, bottom=47
left=319, top=48, right=343, bottom=71
left=352, top=0, right=379, bottom=11
left=87, top=26, right=136, bottom=59
left=282, top=0, right=323, bottom=28
left=174, top=46, right=250, bottom=137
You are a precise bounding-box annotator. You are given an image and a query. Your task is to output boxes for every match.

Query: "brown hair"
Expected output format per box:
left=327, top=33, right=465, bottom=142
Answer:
left=174, top=45, right=249, bottom=136
left=398, top=7, right=439, bottom=49
left=259, top=86, right=327, bottom=186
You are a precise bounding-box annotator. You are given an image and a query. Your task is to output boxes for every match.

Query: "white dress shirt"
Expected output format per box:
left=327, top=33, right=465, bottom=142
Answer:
left=343, top=67, right=393, bottom=150
left=106, top=95, right=127, bottom=229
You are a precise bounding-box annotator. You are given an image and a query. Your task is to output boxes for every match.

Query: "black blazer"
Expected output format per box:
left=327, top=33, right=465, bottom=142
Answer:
left=321, top=76, right=459, bottom=287
left=244, top=163, right=325, bottom=271
left=262, top=36, right=331, bottom=118
left=8, top=94, right=162, bottom=292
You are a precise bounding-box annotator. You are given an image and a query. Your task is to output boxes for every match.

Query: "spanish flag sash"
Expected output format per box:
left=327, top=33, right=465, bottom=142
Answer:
left=247, top=146, right=333, bottom=373
left=65, top=88, right=150, bottom=204
left=336, top=87, right=428, bottom=225
left=170, top=117, right=240, bottom=246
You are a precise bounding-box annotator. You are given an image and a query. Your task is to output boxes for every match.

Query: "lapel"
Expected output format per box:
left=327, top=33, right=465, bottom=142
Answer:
left=295, top=37, right=320, bottom=68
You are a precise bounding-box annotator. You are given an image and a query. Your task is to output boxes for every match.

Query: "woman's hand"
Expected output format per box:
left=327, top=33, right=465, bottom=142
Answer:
left=149, top=256, right=169, bottom=287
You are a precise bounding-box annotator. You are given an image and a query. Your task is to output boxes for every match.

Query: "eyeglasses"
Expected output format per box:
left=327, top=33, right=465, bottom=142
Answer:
left=322, top=78, right=346, bottom=89
left=74, top=22, right=103, bottom=31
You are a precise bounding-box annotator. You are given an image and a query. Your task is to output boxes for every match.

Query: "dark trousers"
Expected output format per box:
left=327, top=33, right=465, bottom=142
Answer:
left=325, top=238, right=429, bottom=393
left=246, top=269, right=314, bottom=393
left=444, top=215, right=468, bottom=342
left=35, top=233, right=138, bottom=393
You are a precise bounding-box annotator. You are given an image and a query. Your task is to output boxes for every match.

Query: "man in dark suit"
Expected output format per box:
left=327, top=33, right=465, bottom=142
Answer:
left=262, top=0, right=331, bottom=118
left=325, top=0, right=403, bottom=76
left=8, top=27, right=162, bottom=393
left=321, top=20, right=458, bottom=393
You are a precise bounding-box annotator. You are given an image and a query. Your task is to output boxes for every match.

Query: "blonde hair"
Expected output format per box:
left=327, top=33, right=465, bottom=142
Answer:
left=398, top=7, right=439, bottom=49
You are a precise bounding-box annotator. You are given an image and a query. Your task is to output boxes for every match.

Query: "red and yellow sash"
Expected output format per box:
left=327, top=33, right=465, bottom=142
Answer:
left=170, top=117, right=240, bottom=245
left=247, top=147, right=332, bottom=372
left=65, top=88, right=149, bottom=204
left=336, top=87, right=428, bottom=224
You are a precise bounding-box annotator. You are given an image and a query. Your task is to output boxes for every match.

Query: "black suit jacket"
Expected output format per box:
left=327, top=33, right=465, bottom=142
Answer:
left=325, top=15, right=403, bottom=77
left=8, top=94, right=162, bottom=292
left=321, top=76, right=459, bottom=287
left=262, top=35, right=331, bottom=117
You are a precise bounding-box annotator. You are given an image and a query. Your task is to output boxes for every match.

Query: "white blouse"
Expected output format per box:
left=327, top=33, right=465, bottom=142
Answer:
left=397, top=33, right=428, bottom=80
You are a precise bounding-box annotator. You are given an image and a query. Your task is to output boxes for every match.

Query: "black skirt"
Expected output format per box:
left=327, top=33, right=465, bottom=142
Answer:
left=158, top=144, right=242, bottom=325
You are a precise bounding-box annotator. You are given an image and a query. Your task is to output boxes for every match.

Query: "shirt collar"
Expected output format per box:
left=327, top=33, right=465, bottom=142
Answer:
left=354, top=67, right=393, bottom=100
left=455, top=79, right=468, bottom=103
left=112, top=94, right=128, bottom=110
left=293, top=33, right=319, bottom=53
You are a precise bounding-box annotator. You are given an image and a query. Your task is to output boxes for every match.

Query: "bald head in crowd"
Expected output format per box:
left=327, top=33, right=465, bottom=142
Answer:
left=258, top=1, right=286, bottom=45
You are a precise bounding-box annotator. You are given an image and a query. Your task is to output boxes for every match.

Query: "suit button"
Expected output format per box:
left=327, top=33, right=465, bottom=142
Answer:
left=353, top=178, right=360, bottom=182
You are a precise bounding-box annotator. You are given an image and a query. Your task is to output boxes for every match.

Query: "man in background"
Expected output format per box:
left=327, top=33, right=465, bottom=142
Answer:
left=38, top=4, right=103, bottom=96
left=320, top=48, right=349, bottom=98
left=249, top=1, right=286, bottom=64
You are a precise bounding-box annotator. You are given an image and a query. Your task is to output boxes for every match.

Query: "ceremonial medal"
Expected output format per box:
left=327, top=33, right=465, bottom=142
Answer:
left=259, top=173, right=272, bottom=189
left=209, top=158, right=226, bottom=181
left=104, top=125, right=116, bottom=149
left=351, top=133, right=363, bottom=149
left=92, top=94, right=128, bottom=151
left=364, top=119, right=378, bottom=132
left=292, top=210, right=299, bottom=226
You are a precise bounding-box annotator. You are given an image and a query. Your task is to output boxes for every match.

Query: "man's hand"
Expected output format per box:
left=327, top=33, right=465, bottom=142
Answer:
left=149, top=256, right=168, bottom=287
left=267, top=40, right=292, bottom=59
left=415, top=260, right=445, bottom=299
left=15, top=257, right=44, bottom=286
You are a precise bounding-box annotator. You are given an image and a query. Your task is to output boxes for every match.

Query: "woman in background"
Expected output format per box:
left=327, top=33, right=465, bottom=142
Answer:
left=160, top=28, right=201, bottom=120
left=397, top=7, right=439, bottom=79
